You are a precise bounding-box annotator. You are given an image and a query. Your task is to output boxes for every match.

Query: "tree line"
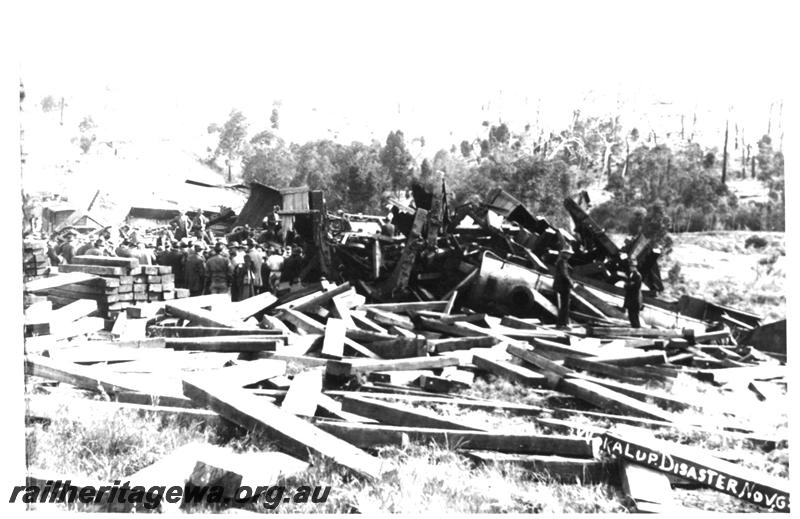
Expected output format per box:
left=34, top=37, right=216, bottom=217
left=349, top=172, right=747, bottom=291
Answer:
left=206, top=106, right=785, bottom=243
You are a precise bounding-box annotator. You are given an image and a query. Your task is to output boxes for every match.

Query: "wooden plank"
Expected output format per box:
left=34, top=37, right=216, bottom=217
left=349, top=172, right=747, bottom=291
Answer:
left=315, top=420, right=593, bottom=456
left=149, top=326, right=283, bottom=338
left=369, top=370, right=433, bottom=385
left=326, top=356, right=459, bottom=377
left=359, top=301, right=450, bottom=314
left=600, top=428, right=790, bottom=511
left=505, top=343, right=573, bottom=382
left=337, top=393, right=484, bottom=431
left=72, top=255, right=139, bottom=269
left=419, top=374, right=471, bottom=393
left=230, top=291, right=279, bottom=320
left=281, top=368, right=323, bottom=417
left=24, top=317, right=107, bottom=350
left=473, top=352, right=548, bottom=387
left=181, top=375, right=385, bottom=479
left=165, top=303, right=254, bottom=329
left=558, top=377, right=679, bottom=422
left=365, top=308, right=415, bottom=330
left=164, top=336, right=281, bottom=353
left=589, top=350, right=667, bottom=367
left=278, top=282, right=351, bottom=312
left=429, top=336, right=498, bottom=353
left=26, top=395, right=218, bottom=425
left=619, top=461, right=677, bottom=512
left=326, top=391, right=546, bottom=416
left=574, top=374, right=691, bottom=410
left=281, top=309, right=379, bottom=358
left=364, top=336, right=427, bottom=359
left=25, top=354, right=158, bottom=394
left=350, top=311, right=389, bottom=333
left=214, top=359, right=287, bottom=387
left=330, top=295, right=356, bottom=328
left=25, top=272, right=101, bottom=292
left=59, top=263, right=126, bottom=276
left=466, top=451, right=614, bottom=484
left=321, top=317, right=346, bottom=358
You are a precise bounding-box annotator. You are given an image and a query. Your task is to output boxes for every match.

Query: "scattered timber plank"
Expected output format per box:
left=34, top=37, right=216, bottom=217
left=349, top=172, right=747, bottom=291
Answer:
left=24, top=317, right=107, bottom=350
left=359, top=301, right=450, bottom=314
left=350, top=311, right=389, bottom=333
left=281, top=368, right=323, bottom=417
left=557, top=377, right=679, bottom=422
left=315, top=420, right=594, bottom=456
left=363, top=336, right=427, bottom=359
left=588, top=350, right=667, bottom=367
left=473, top=352, right=548, bottom=387
left=337, top=393, right=485, bottom=431
left=25, top=272, right=100, bottom=292
left=71, top=255, right=139, bottom=269
left=25, top=354, right=157, bottom=394
left=278, top=282, right=351, bottom=312
left=600, top=427, right=790, bottom=512
left=181, top=375, right=385, bottom=479
left=165, top=303, right=253, bottom=329
left=365, top=308, right=415, bottom=330
left=465, top=451, right=614, bottom=484
left=619, top=459, right=679, bottom=513
left=25, top=395, right=218, bottom=425
left=326, top=356, right=459, bottom=377
left=58, top=263, right=126, bottom=276
left=281, top=309, right=379, bottom=358
left=326, top=391, right=546, bottom=416
left=419, top=374, right=471, bottom=393
left=321, top=317, right=346, bottom=358
left=429, top=336, right=498, bottom=353
left=164, top=336, right=281, bottom=353
left=369, top=369, right=433, bottom=385
left=149, top=326, right=283, bottom=338
left=330, top=295, right=356, bottom=328
left=215, top=359, right=287, bottom=387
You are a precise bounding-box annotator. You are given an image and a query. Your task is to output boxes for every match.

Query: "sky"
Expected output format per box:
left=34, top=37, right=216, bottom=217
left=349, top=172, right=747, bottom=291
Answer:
left=15, top=0, right=793, bottom=154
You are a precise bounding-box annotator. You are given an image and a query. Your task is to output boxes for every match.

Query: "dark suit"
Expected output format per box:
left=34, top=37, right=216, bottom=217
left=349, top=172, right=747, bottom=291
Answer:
left=624, top=269, right=643, bottom=328
left=553, top=256, right=573, bottom=327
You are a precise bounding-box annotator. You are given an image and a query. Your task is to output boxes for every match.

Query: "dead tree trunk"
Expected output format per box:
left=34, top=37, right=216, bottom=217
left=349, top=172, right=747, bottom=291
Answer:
left=721, top=119, right=729, bottom=185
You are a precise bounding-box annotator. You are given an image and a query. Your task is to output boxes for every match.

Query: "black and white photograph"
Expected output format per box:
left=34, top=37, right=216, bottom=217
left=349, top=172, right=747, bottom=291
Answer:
left=9, top=0, right=792, bottom=513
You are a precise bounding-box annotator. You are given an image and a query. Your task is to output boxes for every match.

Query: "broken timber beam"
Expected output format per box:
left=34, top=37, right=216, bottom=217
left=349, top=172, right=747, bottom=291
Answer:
left=165, top=303, right=253, bottom=329
left=326, top=356, right=459, bottom=377
left=181, top=375, right=386, bottom=479
left=336, top=393, right=484, bottom=431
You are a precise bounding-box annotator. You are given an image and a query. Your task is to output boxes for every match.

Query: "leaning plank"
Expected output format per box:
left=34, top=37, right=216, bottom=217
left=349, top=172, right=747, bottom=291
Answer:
left=572, top=374, right=691, bottom=410
left=181, top=375, right=385, bottom=479
left=359, top=301, right=450, bottom=314
left=279, top=282, right=352, bottom=312
left=315, top=420, right=594, bottom=456
left=71, top=255, right=139, bottom=269
left=281, top=368, right=323, bottom=417
left=326, top=356, right=459, bottom=377
left=465, top=451, right=614, bottom=484
left=600, top=428, right=790, bottom=512
left=281, top=309, right=379, bottom=358
left=164, top=336, right=281, bottom=353
left=505, top=343, right=573, bottom=381
left=619, top=460, right=679, bottom=512
left=331, top=295, right=356, bottom=328
left=473, top=353, right=548, bottom=387
left=229, top=291, right=279, bottom=320
left=321, top=318, right=346, bottom=358
left=165, top=303, right=254, bottom=329
left=337, top=393, right=484, bottom=431
left=588, top=350, right=667, bottom=367
left=558, top=377, right=679, bottom=422
left=25, top=272, right=100, bottom=292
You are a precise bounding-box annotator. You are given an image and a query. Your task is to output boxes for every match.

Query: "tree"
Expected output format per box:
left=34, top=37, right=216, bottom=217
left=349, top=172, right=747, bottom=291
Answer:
left=270, top=101, right=281, bottom=130
left=379, top=130, right=414, bottom=191
left=208, top=109, right=249, bottom=182
left=41, top=96, right=56, bottom=112
left=78, top=116, right=97, bottom=154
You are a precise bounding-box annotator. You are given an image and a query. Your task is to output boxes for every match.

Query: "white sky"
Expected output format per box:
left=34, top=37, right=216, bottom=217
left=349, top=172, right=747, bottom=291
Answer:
left=16, top=0, right=793, bottom=153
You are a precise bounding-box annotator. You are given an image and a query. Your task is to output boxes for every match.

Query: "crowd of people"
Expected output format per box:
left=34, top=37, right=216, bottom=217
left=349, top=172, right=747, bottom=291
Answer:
left=42, top=210, right=310, bottom=300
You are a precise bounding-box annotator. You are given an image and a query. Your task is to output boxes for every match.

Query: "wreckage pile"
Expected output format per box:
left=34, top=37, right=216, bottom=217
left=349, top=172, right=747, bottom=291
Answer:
left=22, top=182, right=788, bottom=512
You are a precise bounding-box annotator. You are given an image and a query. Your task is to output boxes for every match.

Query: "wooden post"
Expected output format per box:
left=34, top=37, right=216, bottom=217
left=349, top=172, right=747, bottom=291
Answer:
left=721, top=118, right=729, bottom=184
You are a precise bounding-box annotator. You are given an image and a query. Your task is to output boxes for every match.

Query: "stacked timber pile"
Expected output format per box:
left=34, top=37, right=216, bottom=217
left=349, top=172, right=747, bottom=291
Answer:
left=23, top=239, right=50, bottom=282
left=26, top=257, right=188, bottom=319
left=23, top=282, right=789, bottom=512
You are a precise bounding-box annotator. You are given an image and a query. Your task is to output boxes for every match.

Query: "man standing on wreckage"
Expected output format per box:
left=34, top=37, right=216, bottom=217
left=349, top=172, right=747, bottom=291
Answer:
left=624, top=260, right=643, bottom=328
left=553, top=248, right=574, bottom=329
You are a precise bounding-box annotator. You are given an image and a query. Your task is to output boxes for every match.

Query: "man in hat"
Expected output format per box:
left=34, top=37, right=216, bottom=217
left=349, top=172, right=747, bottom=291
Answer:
left=264, top=246, right=285, bottom=294
left=193, top=209, right=211, bottom=244
left=244, top=239, right=264, bottom=294
left=624, top=261, right=643, bottom=328
left=205, top=242, right=234, bottom=296
left=184, top=243, right=207, bottom=297
left=57, top=232, right=76, bottom=264
left=116, top=239, right=134, bottom=258
left=173, top=210, right=192, bottom=241
left=85, top=238, right=106, bottom=256
left=281, top=246, right=304, bottom=286
left=553, top=249, right=574, bottom=328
